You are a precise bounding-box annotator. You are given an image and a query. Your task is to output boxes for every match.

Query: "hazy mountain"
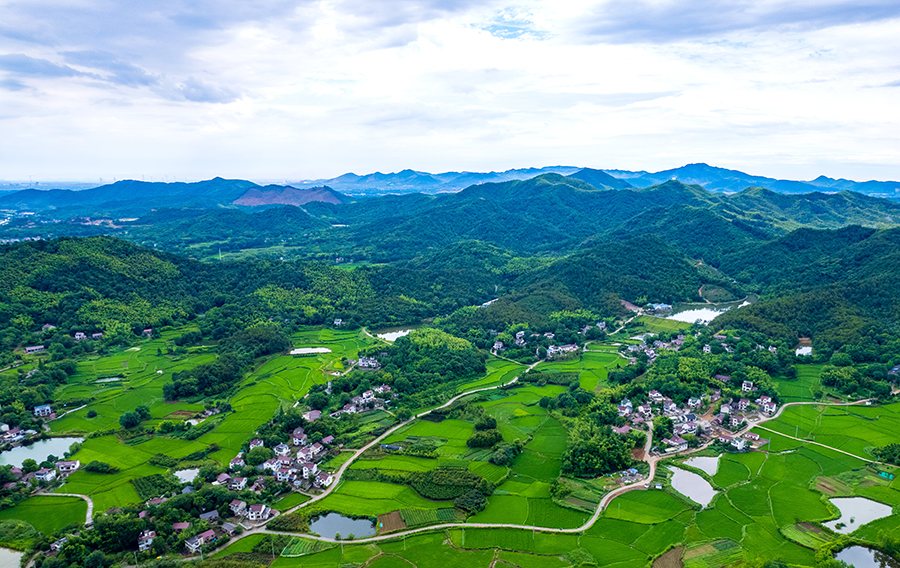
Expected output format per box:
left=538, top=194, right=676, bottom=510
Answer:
left=297, top=166, right=582, bottom=195
left=602, top=163, right=900, bottom=198
left=566, top=168, right=633, bottom=189
left=233, top=185, right=348, bottom=206
left=0, top=177, right=347, bottom=213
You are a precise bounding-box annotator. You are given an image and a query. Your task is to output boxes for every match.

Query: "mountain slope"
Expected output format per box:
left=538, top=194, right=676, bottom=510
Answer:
left=233, top=185, right=348, bottom=206
left=566, top=168, right=633, bottom=189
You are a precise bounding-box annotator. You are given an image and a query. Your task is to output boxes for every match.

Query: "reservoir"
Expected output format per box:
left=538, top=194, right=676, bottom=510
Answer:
left=0, top=437, right=84, bottom=468
left=669, top=467, right=717, bottom=507
left=0, top=547, right=22, bottom=568
left=824, top=497, right=893, bottom=534
left=683, top=455, right=719, bottom=476
left=667, top=308, right=727, bottom=324
left=308, top=513, right=376, bottom=539
left=373, top=325, right=421, bottom=341
left=835, top=546, right=900, bottom=568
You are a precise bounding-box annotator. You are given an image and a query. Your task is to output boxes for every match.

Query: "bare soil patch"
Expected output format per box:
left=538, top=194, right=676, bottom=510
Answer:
left=653, top=546, right=684, bottom=568
left=377, top=511, right=406, bottom=534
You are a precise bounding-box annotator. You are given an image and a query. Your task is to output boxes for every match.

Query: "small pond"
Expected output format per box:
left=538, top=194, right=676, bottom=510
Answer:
left=95, top=377, right=122, bottom=383
left=835, top=546, right=900, bottom=568
left=824, top=497, right=893, bottom=534
left=309, top=513, right=375, bottom=539
left=683, top=455, right=720, bottom=476
left=373, top=325, right=421, bottom=342
left=669, top=467, right=717, bottom=507
left=0, top=437, right=84, bottom=468
left=174, top=468, right=199, bottom=483
left=0, top=547, right=23, bottom=568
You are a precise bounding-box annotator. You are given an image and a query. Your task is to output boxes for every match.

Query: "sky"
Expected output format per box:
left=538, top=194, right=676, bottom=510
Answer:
left=1, top=0, right=899, bottom=183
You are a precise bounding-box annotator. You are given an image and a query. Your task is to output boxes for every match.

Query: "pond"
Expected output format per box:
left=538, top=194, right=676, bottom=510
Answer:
left=373, top=325, right=421, bottom=342
left=0, top=437, right=84, bottom=468
left=95, top=377, right=122, bottom=383
left=824, top=497, right=893, bottom=534
left=683, top=455, right=720, bottom=476
left=174, top=468, right=199, bottom=483
left=669, top=467, right=717, bottom=507
left=835, top=546, right=900, bottom=568
left=667, top=307, right=728, bottom=324
left=308, top=513, right=375, bottom=539
left=0, top=547, right=22, bottom=568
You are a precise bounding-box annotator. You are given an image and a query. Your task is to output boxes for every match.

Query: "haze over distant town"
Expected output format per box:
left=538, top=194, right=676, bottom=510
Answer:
left=1, top=1, right=899, bottom=182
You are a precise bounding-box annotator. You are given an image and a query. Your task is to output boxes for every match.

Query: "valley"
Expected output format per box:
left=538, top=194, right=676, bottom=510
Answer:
left=0, top=174, right=899, bottom=568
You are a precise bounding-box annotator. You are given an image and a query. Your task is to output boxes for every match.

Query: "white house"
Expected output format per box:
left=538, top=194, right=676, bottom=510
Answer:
left=741, top=381, right=753, bottom=392
left=33, top=404, right=53, bottom=417
left=315, top=472, right=334, bottom=487
left=230, top=477, right=247, bottom=491
left=302, top=462, right=318, bottom=479
left=34, top=467, right=56, bottom=482
left=56, top=460, right=80, bottom=475
left=249, top=439, right=264, bottom=449
left=731, top=438, right=747, bottom=451
left=138, top=530, right=156, bottom=551
left=246, top=504, right=271, bottom=521
left=274, top=443, right=290, bottom=456
left=229, top=499, right=247, bottom=515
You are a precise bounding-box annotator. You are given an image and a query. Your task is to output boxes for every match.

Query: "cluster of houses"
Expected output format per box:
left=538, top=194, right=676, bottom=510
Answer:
left=547, top=344, right=580, bottom=359
left=626, top=334, right=686, bottom=365
left=494, top=330, right=591, bottom=357
left=329, top=384, right=391, bottom=418
left=0, top=460, right=79, bottom=492
left=73, top=331, right=104, bottom=342
left=356, top=357, right=381, bottom=370
left=613, top=385, right=775, bottom=455
left=232, top=430, right=336, bottom=490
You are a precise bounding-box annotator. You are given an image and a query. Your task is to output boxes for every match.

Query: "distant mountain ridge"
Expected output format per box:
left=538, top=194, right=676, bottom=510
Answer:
left=3, top=164, right=899, bottom=214
left=0, top=177, right=350, bottom=215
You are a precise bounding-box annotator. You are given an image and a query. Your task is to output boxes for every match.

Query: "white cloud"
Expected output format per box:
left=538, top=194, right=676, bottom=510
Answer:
left=0, top=1, right=898, bottom=181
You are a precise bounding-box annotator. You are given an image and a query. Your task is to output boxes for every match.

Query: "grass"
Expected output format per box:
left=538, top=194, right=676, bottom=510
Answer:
left=0, top=496, right=86, bottom=537
left=273, top=492, right=310, bottom=511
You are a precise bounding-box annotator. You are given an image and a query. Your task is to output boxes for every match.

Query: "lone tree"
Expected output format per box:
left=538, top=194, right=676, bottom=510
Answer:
left=119, top=411, right=141, bottom=429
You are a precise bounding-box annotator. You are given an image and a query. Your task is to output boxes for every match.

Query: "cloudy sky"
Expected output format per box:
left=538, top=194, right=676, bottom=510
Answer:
left=1, top=0, right=899, bottom=183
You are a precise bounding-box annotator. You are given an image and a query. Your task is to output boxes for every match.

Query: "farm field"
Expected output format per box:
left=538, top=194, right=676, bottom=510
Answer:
left=456, top=358, right=522, bottom=392
left=771, top=364, right=825, bottom=403
left=534, top=349, right=625, bottom=392
left=755, top=401, right=900, bottom=460
left=0, top=496, right=86, bottom=538
left=14, top=325, right=378, bottom=517
left=632, top=315, right=693, bottom=334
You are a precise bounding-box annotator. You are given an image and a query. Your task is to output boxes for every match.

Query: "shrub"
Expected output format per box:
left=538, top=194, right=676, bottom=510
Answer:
left=454, top=489, right=487, bottom=512
left=409, top=467, right=493, bottom=500
left=87, top=410, right=98, bottom=418
left=466, top=429, right=502, bottom=448
left=84, top=461, right=120, bottom=474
